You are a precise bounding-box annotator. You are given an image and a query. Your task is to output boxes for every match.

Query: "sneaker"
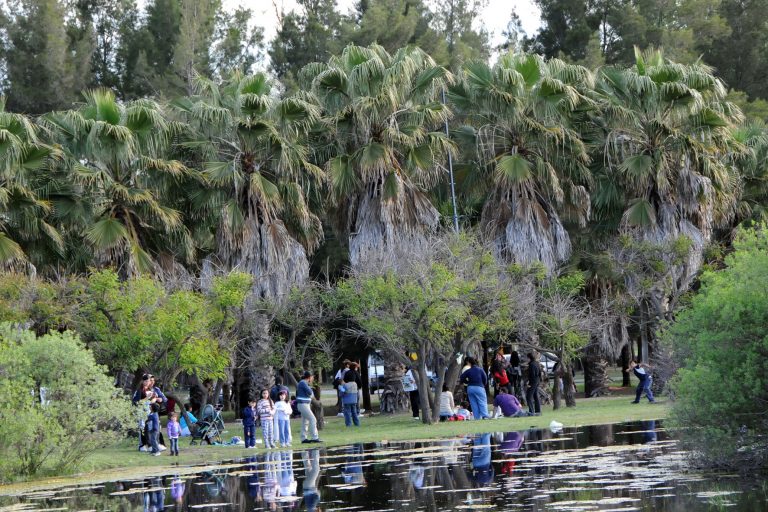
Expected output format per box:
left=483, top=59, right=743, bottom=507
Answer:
left=631, top=401, right=640, bottom=404
left=301, top=439, right=311, bottom=444
left=139, top=446, right=148, bottom=452
left=158, top=445, right=167, bottom=451
left=412, top=417, right=420, bottom=420
left=152, top=452, right=161, bottom=456
left=309, top=439, right=322, bottom=443
left=337, top=412, right=345, bottom=417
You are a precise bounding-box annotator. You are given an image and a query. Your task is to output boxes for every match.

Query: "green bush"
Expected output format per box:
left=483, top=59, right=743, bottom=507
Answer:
left=0, top=323, right=133, bottom=481
left=666, top=226, right=768, bottom=469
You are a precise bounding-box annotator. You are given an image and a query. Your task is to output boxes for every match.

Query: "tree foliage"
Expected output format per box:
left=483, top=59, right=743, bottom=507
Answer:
left=666, top=225, right=768, bottom=469
left=0, top=324, right=133, bottom=480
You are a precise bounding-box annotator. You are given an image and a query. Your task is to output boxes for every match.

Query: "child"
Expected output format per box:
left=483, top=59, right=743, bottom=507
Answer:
left=257, top=389, right=276, bottom=449
left=147, top=403, right=161, bottom=456
left=274, top=390, right=292, bottom=447
left=167, top=412, right=181, bottom=456
left=455, top=402, right=471, bottom=420
left=243, top=398, right=257, bottom=448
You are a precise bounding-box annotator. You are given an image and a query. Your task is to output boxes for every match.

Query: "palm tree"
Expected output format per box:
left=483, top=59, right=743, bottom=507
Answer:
left=172, top=72, right=324, bottom=299
left=301, top=44, right=454, bottom=267
left=449, top=53, right=594, bottom=271
left=0, top=99, right=63, bottom=268
left=42, top=90, right=194, bottom=276
left=592, top=47, right=743, bottom=363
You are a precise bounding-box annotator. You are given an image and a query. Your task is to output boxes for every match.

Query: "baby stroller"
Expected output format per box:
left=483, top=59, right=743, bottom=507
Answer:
left=201, top=404, right=226, bottom=432
left=190, top=404, right=226, bottom=445
left=189, top=418, right=223, bottom=445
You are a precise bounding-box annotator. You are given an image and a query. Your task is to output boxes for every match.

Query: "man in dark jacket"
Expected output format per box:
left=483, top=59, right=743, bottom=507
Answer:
left=525, top=353, right=542, bottom=416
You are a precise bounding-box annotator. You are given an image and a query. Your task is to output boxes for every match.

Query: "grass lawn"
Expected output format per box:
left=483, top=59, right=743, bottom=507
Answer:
left=0, top=392, right=668, bottom=492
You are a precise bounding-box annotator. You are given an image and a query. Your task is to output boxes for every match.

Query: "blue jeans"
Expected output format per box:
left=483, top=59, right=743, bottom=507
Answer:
left=634, top=378, right=655, bottom=402
left=149, top=429, right=160, bottom=454
left=343, top=403, right=360, bottom=426
left=467, top=385, right=489, bottom=419
left=169, top=437, right=179, bottom=455
left=277, top=419, right=291, bottom=445
left=243, top=424, right=256, bottom=448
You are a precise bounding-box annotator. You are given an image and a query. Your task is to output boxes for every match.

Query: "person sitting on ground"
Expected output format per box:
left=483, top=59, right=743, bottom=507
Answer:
left=455, top=402, right=472, bottom=420
left=439, top=384, right=456, bottom=422
left=492, top=388, right=530, bottom=418
left=179, top=403, right=197, bottom=437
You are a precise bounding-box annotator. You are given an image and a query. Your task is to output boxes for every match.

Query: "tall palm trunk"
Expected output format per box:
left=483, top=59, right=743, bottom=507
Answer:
left=346, top=175, right=440, bottom=267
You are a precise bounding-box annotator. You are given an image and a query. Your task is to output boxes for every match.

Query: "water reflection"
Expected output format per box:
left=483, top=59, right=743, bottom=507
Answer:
left=1, top=420, right=766, bottom=511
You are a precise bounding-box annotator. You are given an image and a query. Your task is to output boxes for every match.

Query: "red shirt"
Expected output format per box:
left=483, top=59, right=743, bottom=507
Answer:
left=493, top=369, right=509, bottom=386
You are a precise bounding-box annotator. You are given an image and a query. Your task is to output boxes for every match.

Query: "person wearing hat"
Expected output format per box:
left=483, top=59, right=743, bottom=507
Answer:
left=296, top=371, right=321, bottom=443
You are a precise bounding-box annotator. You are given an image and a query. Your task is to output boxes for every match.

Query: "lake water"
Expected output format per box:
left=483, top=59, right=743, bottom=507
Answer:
left=1, top=420, right=766, bottom=511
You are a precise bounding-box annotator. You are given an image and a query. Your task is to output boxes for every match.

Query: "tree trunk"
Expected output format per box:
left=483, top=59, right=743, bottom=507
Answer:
left=583, top=344, right=610, bottom=397
left=416, top=360, right=433, bottom=424
left=563, top=363, right=576, bottom=407
left=552, top=368, right=562, bottom=410
left=360, top=353, right=372, bottom=412
left=311, top=385, right=324, bottom=430
left=379, top=358, right=408, bottom=414
left=620, top=343, right=632, bottom=387
left=222, top=383, right=232, bottom=411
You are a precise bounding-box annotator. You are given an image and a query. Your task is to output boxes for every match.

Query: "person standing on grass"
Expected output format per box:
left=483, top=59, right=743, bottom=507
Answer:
left=257, top=389, right=276, bottom=449
left=297, top=371, right=321, bottom=443
left=627, top=359, right=656, bottom=403
left=274, top=390, right=292, bottom=447
left=526, top=352, right=542, bottom=416
left=147, top=403, right=161, bottom=456
left=339, top=371, right=360, bottom=427
left=243, top=398, right=257, bottom=448
left=461, top=357, right=490, bottom=419
left=167, top=412, right=181, bottom=456
left=403, top=366, right=420, bottom=420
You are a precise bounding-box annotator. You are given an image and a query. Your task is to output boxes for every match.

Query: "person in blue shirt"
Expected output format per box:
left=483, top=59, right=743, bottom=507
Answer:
left=146, top=403, right=161, bottom=456
left=296, top=371, right=321, bottom=443
left=242, top=398, right=257, bottom=448
left=460, top=357, right=489, bottom=419
left=627, top=359, right=656, bottom=403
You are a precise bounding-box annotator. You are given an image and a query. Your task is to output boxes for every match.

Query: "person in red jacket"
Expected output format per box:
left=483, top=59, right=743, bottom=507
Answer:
left=492, top=360, right=512, bottom=397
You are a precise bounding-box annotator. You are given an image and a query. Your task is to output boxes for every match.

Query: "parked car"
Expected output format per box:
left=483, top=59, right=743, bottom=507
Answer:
left=504, top=351, right=557, bottom=376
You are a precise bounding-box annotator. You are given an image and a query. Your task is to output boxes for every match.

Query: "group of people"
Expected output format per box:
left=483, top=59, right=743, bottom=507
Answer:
left=243, top=387, right=293, bottom=449
left=429, top=351, right=545, bottom=422
left=333, top=360, right=363, bottom=427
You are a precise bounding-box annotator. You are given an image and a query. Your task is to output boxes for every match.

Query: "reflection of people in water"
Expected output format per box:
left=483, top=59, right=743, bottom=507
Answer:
left=143, top=477, right=165, bottom=512
left=343, top=444, right=367, bottom=486
left=408, top=462, right=425, bottom=490
left=499, top=431, right=525, bottom=475
left=246, top=456, right=260, bottom=499
left=470, top=433, right=494, bottom=485
left=260, top=451, right=279, bottom=509
left=171, top=476, right=185, bottom=508
left=642, top=420, right=658, bottom=443
left=278, top=450, right=297, bottom=502
left=302, top=448, right=322, bottom=512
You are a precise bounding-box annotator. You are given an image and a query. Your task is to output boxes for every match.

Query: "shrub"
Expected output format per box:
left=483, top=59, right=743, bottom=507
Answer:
left=666, top=226, right=768, bottom=469
left=0, top=323, right=133, bottom=481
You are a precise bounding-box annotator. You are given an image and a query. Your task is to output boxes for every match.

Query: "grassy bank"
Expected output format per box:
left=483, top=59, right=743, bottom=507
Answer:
left=0, top=394, right=668, bottom=494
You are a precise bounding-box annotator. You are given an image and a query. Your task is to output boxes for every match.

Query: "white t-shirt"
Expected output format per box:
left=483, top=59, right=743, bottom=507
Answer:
left=274, top=401, right=292, bottom=421
left=402, top=370, right=418, bottom=392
